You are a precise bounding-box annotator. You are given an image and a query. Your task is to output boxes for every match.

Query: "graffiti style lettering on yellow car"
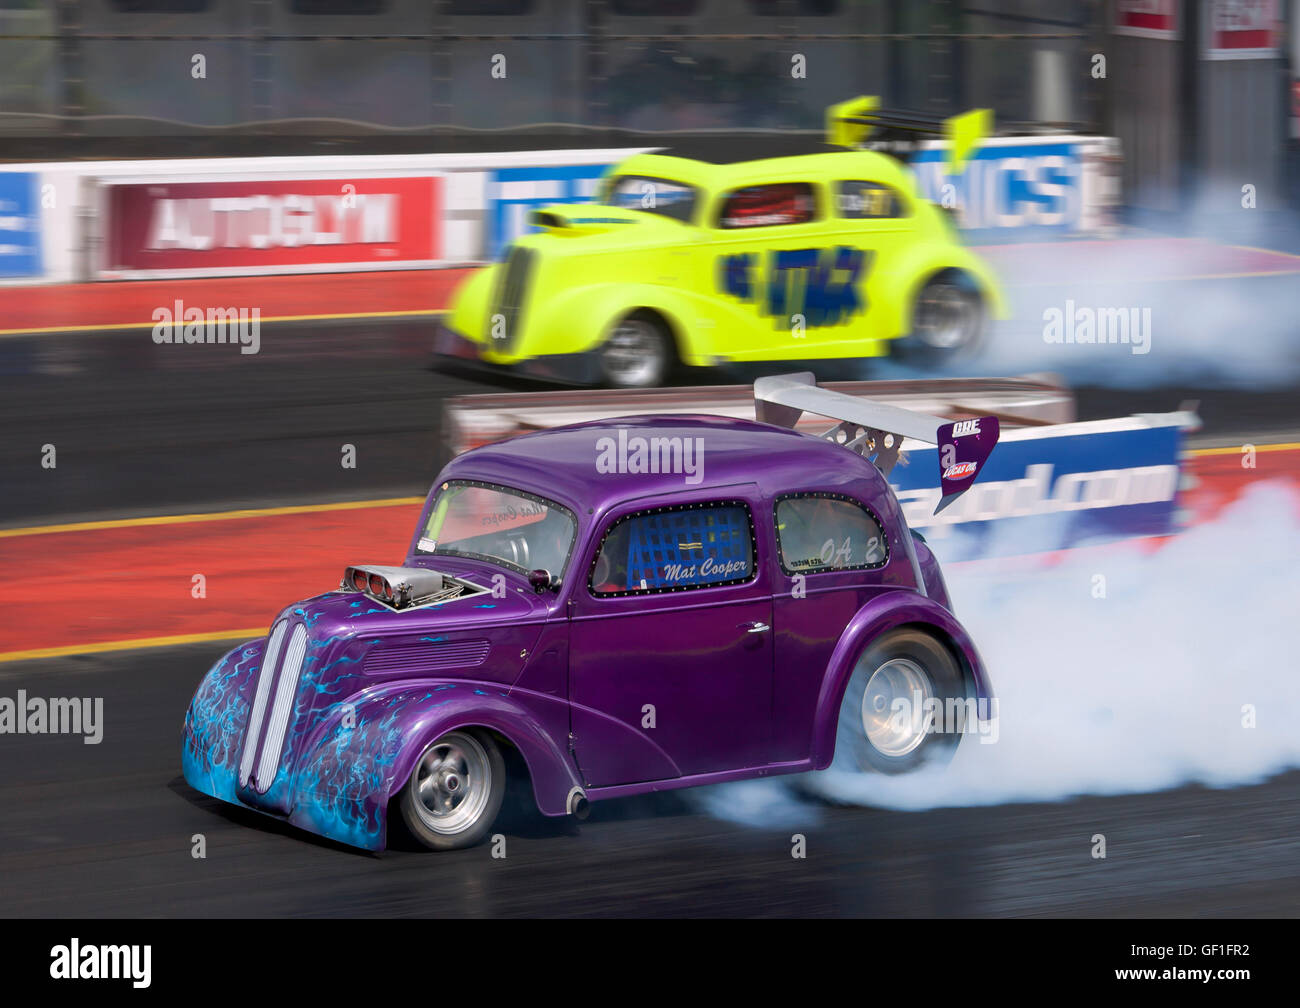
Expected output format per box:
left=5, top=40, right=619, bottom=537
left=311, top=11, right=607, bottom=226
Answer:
left=718, top=246, right=870, bottom=328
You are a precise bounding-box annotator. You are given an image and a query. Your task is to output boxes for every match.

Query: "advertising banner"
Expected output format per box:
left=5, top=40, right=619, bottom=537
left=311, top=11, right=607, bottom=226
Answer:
left=488, top=163, right=612, bottom=258
left=891, top=419, right=1189, bottom=560
left=911, top=136, right=1119, bottom=236
left=0, top=172, right=43, bottom=279
left=1114, top=0, right=1180, bottom=39
left=1203, top=0, right=1278, bottom=59
left=99, top=173, right=441, bottom=278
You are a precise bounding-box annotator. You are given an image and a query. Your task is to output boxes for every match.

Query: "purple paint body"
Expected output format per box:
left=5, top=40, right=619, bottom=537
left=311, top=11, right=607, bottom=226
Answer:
left=182, top=414, right=993, bottom=850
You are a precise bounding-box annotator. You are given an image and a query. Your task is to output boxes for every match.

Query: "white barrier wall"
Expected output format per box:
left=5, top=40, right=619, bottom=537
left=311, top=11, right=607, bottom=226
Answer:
left=1, top=137, right=1119, bottom=285
left=1, top=149, right=648, bottom=284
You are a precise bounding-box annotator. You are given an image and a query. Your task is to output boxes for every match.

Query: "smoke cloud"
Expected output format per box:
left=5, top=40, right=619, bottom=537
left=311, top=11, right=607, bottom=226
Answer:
left=692, top=481, right=1300, bottom=825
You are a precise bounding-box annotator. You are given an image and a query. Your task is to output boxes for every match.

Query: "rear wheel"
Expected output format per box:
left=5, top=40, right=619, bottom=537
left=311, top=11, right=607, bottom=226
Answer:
left=833, top=629, right=967, bottom=775
left=399, top=730, right=505, bottom=851
left=599, top=311, right=673, bottom=388
left=897, top=273, right=984, bottom=364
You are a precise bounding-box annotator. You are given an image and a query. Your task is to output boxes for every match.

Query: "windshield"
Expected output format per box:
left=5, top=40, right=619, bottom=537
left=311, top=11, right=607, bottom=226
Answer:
left=417, top=480, right=576, bottom=577
left=601, top=175, right=697, bottom=223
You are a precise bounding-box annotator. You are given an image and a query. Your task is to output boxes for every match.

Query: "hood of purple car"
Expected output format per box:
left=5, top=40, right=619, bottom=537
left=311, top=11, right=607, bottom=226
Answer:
left=292, top=566, right=552, bottom=636
left=250, top=559, right=558, bottom=695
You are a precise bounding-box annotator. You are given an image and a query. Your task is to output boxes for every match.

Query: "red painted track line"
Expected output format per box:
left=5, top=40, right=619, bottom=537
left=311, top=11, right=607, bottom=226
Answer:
left=1, top=452, right=1297, bottom=661
left=0, top=269, right=472, bottom=334
left=0, top=501, right=422, bottom=658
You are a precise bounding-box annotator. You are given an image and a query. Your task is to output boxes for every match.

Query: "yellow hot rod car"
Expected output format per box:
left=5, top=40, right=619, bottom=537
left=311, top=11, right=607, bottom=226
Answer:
left=435, top=98, right=1007, bottom=388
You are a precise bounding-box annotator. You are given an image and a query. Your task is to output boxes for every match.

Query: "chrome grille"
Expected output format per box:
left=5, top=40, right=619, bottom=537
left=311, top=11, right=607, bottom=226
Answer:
left=239, top=618, right=311, bottom=795
left=488, top=246, right=534, bottom=353
left=239, top=619, right=286, bottom=788
left=254, top=622, right=309, bottom=793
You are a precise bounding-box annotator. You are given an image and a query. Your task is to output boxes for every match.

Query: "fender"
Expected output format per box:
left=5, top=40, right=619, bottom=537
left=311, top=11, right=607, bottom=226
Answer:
left=446, top=264, right=498, bottom=346
left=287, top=679, right=582, bottom=851
left=509, top=280, right=698, bottom=360
left=808, top=591, right=994, bottom=769
left=181, top=638, right=265, bottom=807
left=891, top=240, right=1009, bottom=332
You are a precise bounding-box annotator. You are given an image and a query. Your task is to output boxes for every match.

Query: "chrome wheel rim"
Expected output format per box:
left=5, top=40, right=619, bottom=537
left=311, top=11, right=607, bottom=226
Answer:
left=412, top=732, right=491, bottom=835
left=603, top=319, right=663, bottom=387
left=914, top=283, right=975, bottom=350
left=861, top=657, right=933, bottom=758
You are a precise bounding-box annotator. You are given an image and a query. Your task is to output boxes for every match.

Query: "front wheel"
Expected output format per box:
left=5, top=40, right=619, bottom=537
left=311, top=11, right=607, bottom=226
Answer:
left=399, top=730, right=505, bottom=851
left=833, top=629, right=967, bottom=775
left=599, top=312, right=673, bottom=388
left=896, top=273, right=984, bottom=364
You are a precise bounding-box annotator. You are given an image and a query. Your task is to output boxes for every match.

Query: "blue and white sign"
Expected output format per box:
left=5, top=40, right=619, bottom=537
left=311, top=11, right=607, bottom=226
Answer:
left=891, top=419, right=1188, bottom=561
left=911, top=140, right=1085, bottom=235
left=0, top=173, right=42, bottom=279
left=488, top=163, right=612, bottom=258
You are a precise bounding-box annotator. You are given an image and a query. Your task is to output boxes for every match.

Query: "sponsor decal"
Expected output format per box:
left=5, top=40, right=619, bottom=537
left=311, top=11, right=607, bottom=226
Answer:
left=718, top=245, right=870, bottom=328
left=943, top=461, right=979, bottom=481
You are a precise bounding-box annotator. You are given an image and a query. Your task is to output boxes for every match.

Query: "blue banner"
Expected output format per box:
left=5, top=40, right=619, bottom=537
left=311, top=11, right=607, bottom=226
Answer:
left=0, top=173, right=42, bottom=279
left=891, top=423, right=1186, bottom=560
left=488, top=163, right=612, bottom=259
left=911, top=141, right=1082, bottom=236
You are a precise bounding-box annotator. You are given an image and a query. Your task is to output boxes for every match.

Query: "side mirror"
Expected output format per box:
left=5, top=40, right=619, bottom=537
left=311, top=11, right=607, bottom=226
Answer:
left=528, top=569, right=557, bottom=594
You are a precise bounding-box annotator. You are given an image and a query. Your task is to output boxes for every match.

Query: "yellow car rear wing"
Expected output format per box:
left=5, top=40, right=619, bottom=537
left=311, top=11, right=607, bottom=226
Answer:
left=826, top=96, right=993, bottom=174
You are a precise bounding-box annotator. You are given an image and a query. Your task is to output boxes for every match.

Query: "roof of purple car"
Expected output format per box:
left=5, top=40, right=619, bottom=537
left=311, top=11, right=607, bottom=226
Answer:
left=439, top=413, right=884, bottom=515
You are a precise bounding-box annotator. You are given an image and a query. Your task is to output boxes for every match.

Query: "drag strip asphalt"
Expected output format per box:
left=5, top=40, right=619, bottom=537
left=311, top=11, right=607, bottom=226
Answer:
left=1, top=642, right=1297, bottom=918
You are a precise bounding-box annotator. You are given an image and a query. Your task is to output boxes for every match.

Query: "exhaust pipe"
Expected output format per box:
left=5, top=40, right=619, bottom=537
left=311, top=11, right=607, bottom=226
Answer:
left=566, top=787, right=590, bottom=820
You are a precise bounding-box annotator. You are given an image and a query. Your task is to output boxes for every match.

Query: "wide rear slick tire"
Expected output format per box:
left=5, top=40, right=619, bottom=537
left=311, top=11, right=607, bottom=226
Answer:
left=896, top=272, right=985, bottom=364
left=834, top=629, right=967, bottom=776
left=599, top=311, right=673, bottom=388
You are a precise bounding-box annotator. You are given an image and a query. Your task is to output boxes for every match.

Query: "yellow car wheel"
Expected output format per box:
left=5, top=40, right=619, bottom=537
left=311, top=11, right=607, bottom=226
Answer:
left=599, top=312, right=674, bottom=389
left=899, top=272, right=985, bottom=363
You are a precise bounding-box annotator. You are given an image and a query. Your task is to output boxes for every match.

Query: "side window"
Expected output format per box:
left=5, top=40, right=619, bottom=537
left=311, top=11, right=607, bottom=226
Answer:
left=774, top=494, right=888, bottom=574
left=603, top=175, right=698, bottom=223
left=718, top=182, right=817, bottom=229
left=590, top=503, right=756, bottom=596
left=837, top=181, right=903, bottom=220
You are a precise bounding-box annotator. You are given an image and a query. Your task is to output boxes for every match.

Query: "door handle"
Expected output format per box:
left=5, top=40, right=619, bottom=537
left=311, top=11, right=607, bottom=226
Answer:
left=739, top=621, right=770, bottom=634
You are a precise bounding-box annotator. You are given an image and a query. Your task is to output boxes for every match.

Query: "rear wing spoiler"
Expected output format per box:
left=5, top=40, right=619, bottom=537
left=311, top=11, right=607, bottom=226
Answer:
left=826, top=96, right=993, bottom=174
left=755, top=372, right=999, bottom=515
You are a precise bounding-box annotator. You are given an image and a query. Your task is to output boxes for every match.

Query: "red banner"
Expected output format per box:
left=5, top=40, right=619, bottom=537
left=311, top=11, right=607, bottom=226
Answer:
left=1204, top=0, right=1278, bottom=58
left=101, top=175, right=441, bottom=277
left=1114, top=0, right=1179, bottom=40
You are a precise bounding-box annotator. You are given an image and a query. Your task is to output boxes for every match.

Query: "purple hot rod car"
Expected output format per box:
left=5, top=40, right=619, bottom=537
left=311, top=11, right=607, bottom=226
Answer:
left=181, top=374, right=999, bottom=851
